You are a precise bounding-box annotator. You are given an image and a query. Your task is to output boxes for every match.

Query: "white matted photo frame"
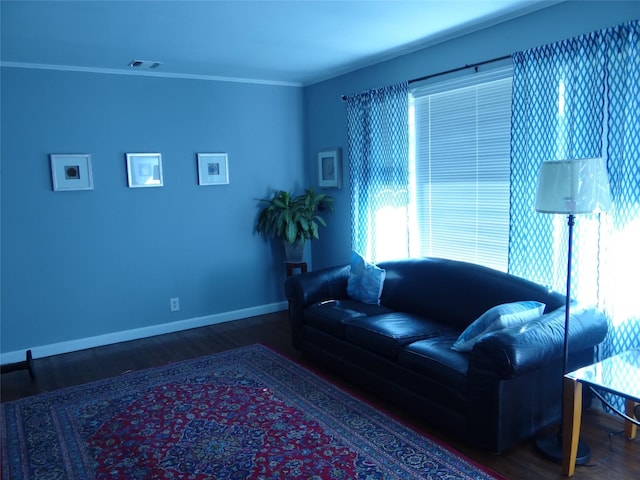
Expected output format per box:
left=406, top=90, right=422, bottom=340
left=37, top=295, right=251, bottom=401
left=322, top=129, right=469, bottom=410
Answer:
left=50, top=154, right=94, bottom=191
left=197, top=153, right=229, bottom=185
left=318, top=148, right=342, bottom=189
left=126, top=153, right=163, bottom=188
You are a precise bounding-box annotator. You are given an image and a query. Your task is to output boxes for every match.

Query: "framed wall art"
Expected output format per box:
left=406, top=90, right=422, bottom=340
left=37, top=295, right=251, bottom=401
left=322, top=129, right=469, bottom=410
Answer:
left=318, top=148, right=341, bottom=189
left=126, top=153, right=163, bottom=188
left=197, top=153, right=229, bottom=185
left=50, top=154, right=94, bottom=191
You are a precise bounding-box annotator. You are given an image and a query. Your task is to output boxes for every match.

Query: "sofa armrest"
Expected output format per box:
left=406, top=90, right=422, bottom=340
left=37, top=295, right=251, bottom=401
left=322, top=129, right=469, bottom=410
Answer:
left=285, top=265, right=350, bottom=307
left=469, top=304, right=608, bottom=379
left=285, top=265, right=350, bottom=348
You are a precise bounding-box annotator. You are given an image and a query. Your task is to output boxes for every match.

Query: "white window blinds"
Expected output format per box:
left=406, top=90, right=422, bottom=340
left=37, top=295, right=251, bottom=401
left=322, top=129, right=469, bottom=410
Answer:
left=410, top=67, right=512, bottom=271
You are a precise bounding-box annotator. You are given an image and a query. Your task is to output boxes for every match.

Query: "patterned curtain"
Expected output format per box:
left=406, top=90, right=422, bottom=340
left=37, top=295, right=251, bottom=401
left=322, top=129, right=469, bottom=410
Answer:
left=509, top=31, right=605, bottom=286
left=345, top=82, right=409, bottom=262
left=600, top=22, right=640, bottom=360
left=510, top=21, right=640, bottom=409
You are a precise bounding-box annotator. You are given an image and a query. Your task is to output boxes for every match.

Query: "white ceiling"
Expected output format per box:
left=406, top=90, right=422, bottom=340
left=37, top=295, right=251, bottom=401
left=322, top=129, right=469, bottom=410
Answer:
left=1, top=0, right=559, bottom=86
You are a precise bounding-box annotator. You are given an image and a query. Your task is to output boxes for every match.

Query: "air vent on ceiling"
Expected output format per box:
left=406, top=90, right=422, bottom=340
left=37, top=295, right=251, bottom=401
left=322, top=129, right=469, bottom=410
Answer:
left=128, top=60, right=163, bottom=69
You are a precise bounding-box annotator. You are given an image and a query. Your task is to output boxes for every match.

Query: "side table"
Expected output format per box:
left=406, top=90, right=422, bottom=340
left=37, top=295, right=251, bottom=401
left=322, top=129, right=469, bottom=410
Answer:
left=286, top=261, right=307, bottom=277
left=562, top=349, right=639, bottom=476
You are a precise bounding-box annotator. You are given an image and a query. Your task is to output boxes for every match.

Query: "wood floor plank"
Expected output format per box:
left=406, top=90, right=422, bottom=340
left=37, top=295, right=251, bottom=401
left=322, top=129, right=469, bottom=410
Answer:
left=2, top=311, right=638, bottom=480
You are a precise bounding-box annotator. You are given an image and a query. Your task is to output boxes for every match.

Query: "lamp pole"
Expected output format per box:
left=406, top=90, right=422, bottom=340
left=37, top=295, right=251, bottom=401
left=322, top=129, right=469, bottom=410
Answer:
left=563, top=213, right=574, bottom=379
left=536, top=212, right=590, bottom=464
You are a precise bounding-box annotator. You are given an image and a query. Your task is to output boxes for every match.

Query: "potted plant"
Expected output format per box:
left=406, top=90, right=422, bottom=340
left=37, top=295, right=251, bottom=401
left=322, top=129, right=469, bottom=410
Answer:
left=256, top=187, right=334, bottom=262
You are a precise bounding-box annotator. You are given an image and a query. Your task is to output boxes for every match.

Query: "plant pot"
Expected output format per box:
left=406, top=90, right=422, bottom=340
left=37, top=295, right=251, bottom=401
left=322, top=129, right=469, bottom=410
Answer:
left=284, top=240, right=305, bottom=263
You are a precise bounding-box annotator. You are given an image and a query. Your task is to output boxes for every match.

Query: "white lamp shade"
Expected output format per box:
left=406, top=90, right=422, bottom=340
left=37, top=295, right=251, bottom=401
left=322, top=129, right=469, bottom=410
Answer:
left=535, top=158, right=613, bottom=214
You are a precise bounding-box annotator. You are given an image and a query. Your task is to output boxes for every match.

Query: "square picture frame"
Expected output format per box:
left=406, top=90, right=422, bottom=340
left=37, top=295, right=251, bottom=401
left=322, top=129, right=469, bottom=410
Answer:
left=197, top=153, right=229, bottom=185
left=318, top=148, right=342, bottom=189
left=50, top=154, right=94, bottom=191
left=126, top=153, right=163, bottom=188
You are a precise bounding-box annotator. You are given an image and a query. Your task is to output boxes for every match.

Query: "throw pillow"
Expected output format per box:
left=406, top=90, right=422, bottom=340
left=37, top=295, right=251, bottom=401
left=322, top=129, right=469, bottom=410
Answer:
left=451, top=300, right=546, bottom=352
left=347, top=251, right=386, bottom=305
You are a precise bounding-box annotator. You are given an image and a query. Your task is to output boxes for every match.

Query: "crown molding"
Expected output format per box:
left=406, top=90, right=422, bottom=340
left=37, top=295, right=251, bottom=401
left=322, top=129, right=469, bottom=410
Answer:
left=0, top=61, right=303, bottom=88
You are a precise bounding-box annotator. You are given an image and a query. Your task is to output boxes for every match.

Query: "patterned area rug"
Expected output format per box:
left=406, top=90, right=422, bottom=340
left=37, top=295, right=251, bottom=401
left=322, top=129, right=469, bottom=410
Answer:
left=2, top=344, right=504, bottom=479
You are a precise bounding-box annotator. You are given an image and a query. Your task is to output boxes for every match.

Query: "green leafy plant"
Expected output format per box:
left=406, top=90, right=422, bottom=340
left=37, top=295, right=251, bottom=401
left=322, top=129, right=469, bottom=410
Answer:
left=256, top=187, right=334, bottom=244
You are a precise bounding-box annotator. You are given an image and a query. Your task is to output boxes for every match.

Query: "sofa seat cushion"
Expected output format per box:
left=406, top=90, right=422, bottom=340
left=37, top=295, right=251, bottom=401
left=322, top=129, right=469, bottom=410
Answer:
left=344, top=313, right=449, bottom=359
left=399, top=337, right=469, bottom=394
left=305, top=299, right=393, bottom=337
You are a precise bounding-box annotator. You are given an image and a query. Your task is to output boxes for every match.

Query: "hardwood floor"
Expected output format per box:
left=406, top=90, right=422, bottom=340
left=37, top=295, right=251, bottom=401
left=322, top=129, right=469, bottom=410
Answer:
left=2, top=311, right=638, bottom=480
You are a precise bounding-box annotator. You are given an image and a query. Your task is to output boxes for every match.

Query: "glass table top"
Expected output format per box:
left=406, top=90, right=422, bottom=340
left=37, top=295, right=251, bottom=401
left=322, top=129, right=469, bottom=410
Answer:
left=566, top=349, right=640, bottom=403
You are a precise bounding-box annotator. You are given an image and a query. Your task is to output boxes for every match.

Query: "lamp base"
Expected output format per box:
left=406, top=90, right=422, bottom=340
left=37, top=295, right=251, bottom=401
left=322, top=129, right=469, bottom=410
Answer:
left=535, top=430, right=591, bottom=465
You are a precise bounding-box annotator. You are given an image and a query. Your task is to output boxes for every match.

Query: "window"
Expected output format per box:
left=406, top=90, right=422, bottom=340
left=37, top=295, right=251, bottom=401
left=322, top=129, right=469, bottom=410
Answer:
left=409, top=67, right=513, bottom=271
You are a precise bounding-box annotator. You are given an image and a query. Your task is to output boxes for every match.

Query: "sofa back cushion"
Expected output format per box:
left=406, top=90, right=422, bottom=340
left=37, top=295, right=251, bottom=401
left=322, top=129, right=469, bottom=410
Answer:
left=377, top=257, right=564, bottom=330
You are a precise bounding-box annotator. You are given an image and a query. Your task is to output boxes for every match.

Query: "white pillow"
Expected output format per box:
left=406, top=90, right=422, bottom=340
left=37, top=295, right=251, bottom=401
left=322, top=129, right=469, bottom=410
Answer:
left=451, top=301, right=546, bottom=352
left=346, top=251, right=385, bottom=305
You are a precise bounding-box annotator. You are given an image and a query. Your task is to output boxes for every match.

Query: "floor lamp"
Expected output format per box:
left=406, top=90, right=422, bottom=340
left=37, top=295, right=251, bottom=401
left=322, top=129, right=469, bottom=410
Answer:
left=533, top=157, right=613, bottom=464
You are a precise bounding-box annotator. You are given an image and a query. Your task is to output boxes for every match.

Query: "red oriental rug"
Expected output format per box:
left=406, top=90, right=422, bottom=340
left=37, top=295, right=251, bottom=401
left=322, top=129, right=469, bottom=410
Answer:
left=1, top=344, right=505, bottom=479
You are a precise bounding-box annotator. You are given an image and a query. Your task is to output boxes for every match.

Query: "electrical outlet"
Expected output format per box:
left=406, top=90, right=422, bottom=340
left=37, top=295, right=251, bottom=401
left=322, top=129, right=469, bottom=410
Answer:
left=170, top=297, right=180, bottom=312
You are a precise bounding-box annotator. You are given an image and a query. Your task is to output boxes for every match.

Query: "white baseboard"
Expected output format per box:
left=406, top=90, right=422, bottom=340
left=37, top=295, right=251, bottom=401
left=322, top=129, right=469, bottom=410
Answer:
left=0, top=302, right=287, bottom=365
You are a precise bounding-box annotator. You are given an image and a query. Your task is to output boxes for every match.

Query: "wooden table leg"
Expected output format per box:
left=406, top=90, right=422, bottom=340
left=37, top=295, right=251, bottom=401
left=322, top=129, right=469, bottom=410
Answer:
left=624, top=399, right=638, bottom=440
left=562, top=377, right=582, bottom=477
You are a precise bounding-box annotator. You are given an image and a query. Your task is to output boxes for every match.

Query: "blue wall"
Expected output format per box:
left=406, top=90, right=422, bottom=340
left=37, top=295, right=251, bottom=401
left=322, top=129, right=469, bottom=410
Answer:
left=2, top=0, right=639, bottom=360
left=1, top=68, right=304, bottom=358
left=305, top=0, right=640, bottom=271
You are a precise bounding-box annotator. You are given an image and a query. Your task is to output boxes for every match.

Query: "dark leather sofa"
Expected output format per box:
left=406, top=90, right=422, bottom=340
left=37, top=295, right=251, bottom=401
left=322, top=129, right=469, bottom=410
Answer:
left=285, top=257, right=608, bottom=453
